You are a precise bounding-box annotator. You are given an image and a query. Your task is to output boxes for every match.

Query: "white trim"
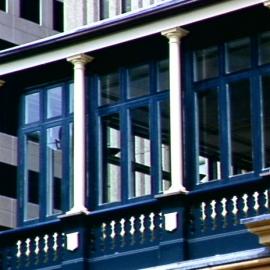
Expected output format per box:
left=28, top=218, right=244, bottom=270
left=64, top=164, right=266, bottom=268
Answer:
left=0, top=0, right=266, bottom=76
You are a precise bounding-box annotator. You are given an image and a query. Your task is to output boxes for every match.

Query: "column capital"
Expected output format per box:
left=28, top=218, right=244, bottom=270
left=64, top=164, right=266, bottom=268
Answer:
left=161, top=27, right=189, bottom=40
left=67, top=54, right=94, bottom=65
left=264, top=0, right=270, bottom=8
left=0, top=80, right=5, bottom=87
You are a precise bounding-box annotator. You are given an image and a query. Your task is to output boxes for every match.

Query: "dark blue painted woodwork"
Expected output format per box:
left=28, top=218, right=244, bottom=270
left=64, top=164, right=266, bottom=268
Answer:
left=0, top=175, right=269, bottom=269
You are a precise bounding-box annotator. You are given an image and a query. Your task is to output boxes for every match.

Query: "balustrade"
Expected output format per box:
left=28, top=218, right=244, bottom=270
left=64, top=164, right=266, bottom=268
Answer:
left=0, top=179, right=268, bottom=269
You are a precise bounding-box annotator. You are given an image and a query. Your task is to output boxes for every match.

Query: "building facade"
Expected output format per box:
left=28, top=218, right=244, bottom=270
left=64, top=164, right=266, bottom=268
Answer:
left=0, top=0, right=63, bottom=47
left=0, top=0, right=269, bottom=269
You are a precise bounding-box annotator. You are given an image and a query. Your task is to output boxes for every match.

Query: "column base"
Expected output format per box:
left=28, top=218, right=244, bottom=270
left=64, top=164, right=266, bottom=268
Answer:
left=163, top=185, right=189, bottom=195
left=63, top=206, right=90, bottom=217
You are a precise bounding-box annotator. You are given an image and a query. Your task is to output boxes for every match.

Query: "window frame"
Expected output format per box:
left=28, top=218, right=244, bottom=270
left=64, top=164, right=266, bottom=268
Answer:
left=91, top=59, right=170, bottom=209
left=186, top=29, right=270, bottom=190
left=18, top=80, right=73, bottom=226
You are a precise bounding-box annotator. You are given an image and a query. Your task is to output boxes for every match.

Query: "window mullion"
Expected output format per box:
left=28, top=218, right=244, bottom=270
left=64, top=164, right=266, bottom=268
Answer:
left=219, top=82, right=231, bottom=180
left=121, top=106, right=129, bottom=202
left=251, top=75, right=263, bottom=173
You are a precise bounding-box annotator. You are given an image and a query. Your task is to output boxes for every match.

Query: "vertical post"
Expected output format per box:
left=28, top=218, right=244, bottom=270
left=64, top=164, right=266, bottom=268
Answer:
left=66, top=54, right=93, bottom=215
left=40, top=0, right=53, bottom=28
left=87, top=0, right=99, bottom=23
left=7, top=0, right=20, bottom=16
left=161, top=27, right=188, bottom=194
left=63, top=0, right=87, bottom=31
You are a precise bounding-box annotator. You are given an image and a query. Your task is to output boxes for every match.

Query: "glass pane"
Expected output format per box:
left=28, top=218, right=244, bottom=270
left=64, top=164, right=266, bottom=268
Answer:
left=69, top=82, right=74, bottom=114
left=25, top=131, right=40, bottom=221
left=130, top=107, right=151, bottom=197
left=123, top=0, right=131, bottom=12
left=197, top=88, right=220, bottom=183
left=158, top=59, right=169, bottom=92
left=128, top=64, right=150, bottom=99
left=262, top=75, right=270, bottom=168
left=101, top=114, right=121, bottom=204
left=69, top=123, right=74, bottom=208
left=259, top=31, right=270, bottom=65
left=101, top=0, right=109, bottom=19
left=0, top=0, right=6, bottom=11
left=229, top=80, right=253, bottom=175
left=20, top=0, right=40, bottom=23
left=46, top=126, right=63, bottom=215
left=25, top=93, right=40, bottom=124
left=99, top=72, right=120, bottom=105
left=159, top=101, right=171, bottom=191
left=194, top=46, right=218, bottom=81
left=226, top=38, right=251, bottom=73
left=47, top=86, right=62, bottom=118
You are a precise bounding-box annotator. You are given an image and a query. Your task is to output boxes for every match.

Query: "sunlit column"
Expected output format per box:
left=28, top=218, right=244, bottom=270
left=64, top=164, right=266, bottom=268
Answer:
left=67, top=54, right=93, bottom=215
left=162, top=27, right=188, bottom=194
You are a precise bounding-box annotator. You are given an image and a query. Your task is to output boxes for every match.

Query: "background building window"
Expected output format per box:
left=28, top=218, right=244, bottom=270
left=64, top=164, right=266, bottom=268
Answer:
left=20, top=0, right=40, bottom=24
left=53, top=0, right=63, bottom=32
left=0, top=0, right=6, bottom=12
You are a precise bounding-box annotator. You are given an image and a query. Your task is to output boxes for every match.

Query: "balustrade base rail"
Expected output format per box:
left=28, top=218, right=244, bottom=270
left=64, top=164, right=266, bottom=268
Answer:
left=0, top=178, right=268, bottom=269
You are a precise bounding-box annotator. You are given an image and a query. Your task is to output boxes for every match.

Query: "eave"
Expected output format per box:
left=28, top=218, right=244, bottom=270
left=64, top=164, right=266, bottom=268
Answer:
left=0, top=0, right=266, bottom=76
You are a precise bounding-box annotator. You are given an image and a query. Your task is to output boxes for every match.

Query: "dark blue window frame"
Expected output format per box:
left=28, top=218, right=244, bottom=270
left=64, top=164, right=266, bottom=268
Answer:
left=18, top=81, right=73, bottom=226
left=185, top=28, right=270, bottom=190
left=90, top=59, right=170, bottom=209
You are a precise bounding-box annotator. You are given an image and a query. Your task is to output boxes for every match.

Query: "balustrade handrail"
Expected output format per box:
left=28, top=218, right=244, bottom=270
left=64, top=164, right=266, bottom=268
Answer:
left=0, top=219, right=62, bottom=249
left=188, top=174, right=269, bottom=199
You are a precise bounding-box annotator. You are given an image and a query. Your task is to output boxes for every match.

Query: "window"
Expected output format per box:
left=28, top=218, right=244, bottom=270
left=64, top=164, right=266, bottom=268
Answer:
left=19, top=81, right=73, bottom=224
left=191, top=30, right=270, bottom=185
left=100, top=0, right=110, bottom=19
left=20, top=0, right=40, bottom=24
left=94, top=59, right=170, bottom=206
left=122, top=0, right=131, bottom=13
left=0, top=0, right=6, bottom=11
left=53, top=0, right=63, bottom=32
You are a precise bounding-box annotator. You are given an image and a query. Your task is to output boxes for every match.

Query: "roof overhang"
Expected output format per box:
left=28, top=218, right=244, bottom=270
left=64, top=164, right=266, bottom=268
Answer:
left=0, top=0, right=267, bottom=76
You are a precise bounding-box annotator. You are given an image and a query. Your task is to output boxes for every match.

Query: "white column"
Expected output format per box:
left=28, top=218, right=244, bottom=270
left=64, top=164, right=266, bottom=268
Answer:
left=162, top=27, right=188, bottom=194
left=66, top=54, right=93, bottom=215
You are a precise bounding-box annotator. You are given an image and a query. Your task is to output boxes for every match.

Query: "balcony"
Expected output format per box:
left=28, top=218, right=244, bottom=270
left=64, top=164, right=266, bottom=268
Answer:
left=0, top=174, right=268, bottom=269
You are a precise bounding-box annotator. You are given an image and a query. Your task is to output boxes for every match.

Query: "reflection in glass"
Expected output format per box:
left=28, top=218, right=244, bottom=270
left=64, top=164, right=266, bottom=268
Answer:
left=259, top=31, right=270, bottom=65
left=25, top=93, right=40, bottom=124
left=101, top=0, right=109, bottom=19
left=262, top=76, right=270, bottom=168
left=47, top=86, right=62, bottom=118
left=158, top=59, right=169, bottom=92
left=229, top=80, right=253, bottom=175
left=25, top=131, right=40, bottom=221
left=159, top=101, right=171, bottom=191
left=194, top=46, right=218, bottom=81
left=69, top=123, right=74, bottom=208
left=198, top=88, right=220, bottom=183
left=47, top=126, right=63, bottom=215
left=130, top=107, right=151, bottom=197
left=69, top=83, right=74, bottom=114
left=123, top=0, right=131, bottom=12
left=226, top=38, right=251, bottom=73
left=101, top=114, right=121, bottom=204
left=99, top=72, right=120, bottom=105
left=128, top=64, right=150, bottom=99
